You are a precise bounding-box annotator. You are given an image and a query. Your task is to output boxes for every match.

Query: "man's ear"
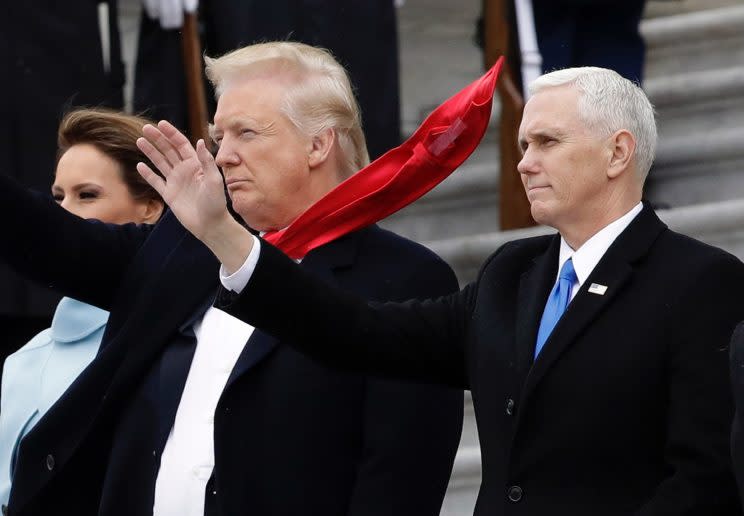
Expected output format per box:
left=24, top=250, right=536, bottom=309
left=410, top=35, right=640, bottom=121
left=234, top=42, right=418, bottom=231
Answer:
left=141, top=199, right=165, bottom=224
left=308, top=128, right=336, bottom=169
left=607, top=129, right=636, bottom=180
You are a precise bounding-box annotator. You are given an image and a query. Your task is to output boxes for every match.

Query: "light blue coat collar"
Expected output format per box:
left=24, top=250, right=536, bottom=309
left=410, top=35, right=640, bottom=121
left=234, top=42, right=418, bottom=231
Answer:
left=50, top=297, right=108, bottom=343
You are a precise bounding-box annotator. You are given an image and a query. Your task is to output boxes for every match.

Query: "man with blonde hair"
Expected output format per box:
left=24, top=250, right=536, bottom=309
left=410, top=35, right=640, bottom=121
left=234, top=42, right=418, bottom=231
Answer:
left=141, top=65, right=744, bottom=514
left=0, top=41, right=462, bottom=516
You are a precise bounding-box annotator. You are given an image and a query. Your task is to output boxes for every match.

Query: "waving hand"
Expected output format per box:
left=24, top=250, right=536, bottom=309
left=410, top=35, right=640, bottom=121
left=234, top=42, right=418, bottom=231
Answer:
left=136, top=120, right=254, bottom=272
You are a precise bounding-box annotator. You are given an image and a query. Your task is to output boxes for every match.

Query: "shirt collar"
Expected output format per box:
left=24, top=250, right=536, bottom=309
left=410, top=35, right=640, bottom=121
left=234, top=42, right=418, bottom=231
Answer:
left=557, top=202, right=643, bottom=287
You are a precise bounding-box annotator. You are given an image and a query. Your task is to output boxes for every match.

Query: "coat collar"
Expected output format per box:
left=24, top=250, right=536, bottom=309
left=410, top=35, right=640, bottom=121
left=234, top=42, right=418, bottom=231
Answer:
left=9, top=213, right=221, bottom=514
left=50, top=297, right=108, bottom=343
left=515, top=203, right=667, bottom=412
left=104, top=215, right=221, bottom=403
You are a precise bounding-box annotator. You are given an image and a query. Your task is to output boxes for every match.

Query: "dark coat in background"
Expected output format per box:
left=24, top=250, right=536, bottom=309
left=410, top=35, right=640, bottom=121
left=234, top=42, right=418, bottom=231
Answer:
left=0, top=0, right=125, bottom=347
left=0, top=173, right=462, bottom=516
left=225, top=204, right=744, bottom=515
left=135, top=0, right=400, bottom=161
left=531, top=0, right=647, bottom=84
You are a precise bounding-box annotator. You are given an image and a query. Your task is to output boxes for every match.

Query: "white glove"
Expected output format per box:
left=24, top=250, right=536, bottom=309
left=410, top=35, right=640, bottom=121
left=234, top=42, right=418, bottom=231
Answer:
left=143, top=0, right=199, bottom=30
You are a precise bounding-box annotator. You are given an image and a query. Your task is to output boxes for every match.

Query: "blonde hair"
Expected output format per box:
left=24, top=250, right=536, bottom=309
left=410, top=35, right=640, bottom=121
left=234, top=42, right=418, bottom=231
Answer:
left=205, top=41, right=369, bottom=178
left=530, top=67, right=657, bottom=181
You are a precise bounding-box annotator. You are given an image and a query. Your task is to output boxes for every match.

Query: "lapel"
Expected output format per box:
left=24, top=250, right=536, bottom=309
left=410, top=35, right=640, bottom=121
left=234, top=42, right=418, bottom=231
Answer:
left=104, top=216, right=220, bottom=405
left=153, top=292, right=217, bottom=447
left=516, top=204, right=667, bottom=414
left=223, top=229, right=361, bottom=390
left=513, top=235, right=561, bottom=378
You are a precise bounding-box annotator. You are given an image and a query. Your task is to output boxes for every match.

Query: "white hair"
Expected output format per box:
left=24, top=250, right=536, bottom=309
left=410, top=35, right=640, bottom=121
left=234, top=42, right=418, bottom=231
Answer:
left=205, top=41, right=369, bottom=178
left=529, top=67, right=657, bottom=180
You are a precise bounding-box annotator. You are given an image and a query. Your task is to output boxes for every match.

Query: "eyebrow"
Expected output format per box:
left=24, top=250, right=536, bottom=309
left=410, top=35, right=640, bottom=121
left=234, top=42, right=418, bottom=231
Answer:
left=518, top=128, right=567, bottom=149
left=212, top=113, right=261, bottom=134
left=52, top=182, right=102, bottom=192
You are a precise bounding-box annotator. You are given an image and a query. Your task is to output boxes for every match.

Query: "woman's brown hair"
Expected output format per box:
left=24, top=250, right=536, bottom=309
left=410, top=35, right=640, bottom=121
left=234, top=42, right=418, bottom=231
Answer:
left=57, top=108, right=163, bottom=204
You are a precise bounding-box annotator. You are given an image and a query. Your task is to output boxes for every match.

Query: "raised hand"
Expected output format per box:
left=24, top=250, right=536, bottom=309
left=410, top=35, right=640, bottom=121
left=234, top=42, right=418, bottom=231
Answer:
left=137, top=121, right=253, bottom=272
left=136, top=121, right=229, bottom=240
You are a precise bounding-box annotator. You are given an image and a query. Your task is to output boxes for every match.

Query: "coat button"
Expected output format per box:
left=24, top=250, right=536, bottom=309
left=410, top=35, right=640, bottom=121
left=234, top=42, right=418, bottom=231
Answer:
left=507, top=485, right=523, bottom=502
left=46, top=454, right=55, bottom=471
left=505, top=398, right=515, bottom=416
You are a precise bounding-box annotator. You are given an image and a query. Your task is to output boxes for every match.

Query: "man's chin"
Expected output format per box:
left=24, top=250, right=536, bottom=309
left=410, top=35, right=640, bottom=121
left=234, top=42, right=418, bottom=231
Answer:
left=230, top=199, right=260, bottom=228
left=529, top=202, right=554, bottom=227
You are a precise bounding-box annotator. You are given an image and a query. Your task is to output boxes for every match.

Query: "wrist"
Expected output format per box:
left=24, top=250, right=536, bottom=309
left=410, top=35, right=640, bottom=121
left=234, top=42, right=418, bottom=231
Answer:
left=201, top=212, right=254, bottom=274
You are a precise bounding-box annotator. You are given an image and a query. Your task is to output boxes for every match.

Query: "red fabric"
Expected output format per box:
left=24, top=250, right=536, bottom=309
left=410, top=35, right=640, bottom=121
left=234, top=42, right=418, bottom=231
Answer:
left=264, top=57, right=504, bottom=259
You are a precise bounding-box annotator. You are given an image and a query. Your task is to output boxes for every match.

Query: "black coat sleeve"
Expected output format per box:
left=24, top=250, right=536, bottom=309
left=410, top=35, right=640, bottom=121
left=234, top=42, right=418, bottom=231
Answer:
left=224, top=239, right=476, bottom=389
left=0, top=173, right=149, bottom=310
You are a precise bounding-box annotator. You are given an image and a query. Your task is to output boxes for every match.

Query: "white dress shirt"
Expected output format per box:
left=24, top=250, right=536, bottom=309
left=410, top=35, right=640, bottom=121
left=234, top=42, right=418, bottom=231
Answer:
left=152, top=237, right=276, bottom=515
left=152, top=307, right=254, bottom=516
left=557, top=202, right=643, bottom=301
left=220, top=237, right=264, bottom=294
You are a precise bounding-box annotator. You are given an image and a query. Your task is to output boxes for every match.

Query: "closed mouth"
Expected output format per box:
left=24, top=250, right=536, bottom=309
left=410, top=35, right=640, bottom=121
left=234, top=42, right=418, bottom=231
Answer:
left=225, top=178, right=251, bottom=189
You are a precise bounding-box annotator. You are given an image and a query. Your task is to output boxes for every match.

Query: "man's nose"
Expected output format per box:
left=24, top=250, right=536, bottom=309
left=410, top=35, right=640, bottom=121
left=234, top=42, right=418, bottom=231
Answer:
left=517, top=149, right=536, bottom=175
left=215, top=142, right=240, bottom=168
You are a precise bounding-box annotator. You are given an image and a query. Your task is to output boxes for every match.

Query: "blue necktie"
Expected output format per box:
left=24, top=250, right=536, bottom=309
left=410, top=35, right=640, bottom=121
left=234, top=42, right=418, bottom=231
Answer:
left=535, top=258, right=577, bottom=358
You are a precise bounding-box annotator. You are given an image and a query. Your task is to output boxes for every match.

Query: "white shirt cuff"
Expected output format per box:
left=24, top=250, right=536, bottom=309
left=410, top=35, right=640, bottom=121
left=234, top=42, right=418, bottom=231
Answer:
left=219, top=235, right=261, bottom=294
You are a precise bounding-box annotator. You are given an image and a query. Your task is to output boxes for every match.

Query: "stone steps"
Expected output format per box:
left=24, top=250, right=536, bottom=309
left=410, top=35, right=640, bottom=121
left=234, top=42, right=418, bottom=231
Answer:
left=380, top=136, right=501, bottom=242
left=642, top=5, right=744, bottom=207
left=391, top=6, right=744, bottom=247
left=441, top=392, right=480, bottom=516
left=642, top=5, right=744, bottom=78
left=426, top=199, right=744, bottom=286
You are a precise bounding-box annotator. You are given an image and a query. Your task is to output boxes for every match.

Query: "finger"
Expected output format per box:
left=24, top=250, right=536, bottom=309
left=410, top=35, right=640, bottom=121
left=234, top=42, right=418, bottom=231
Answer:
left=158, top=120, right=197, bottom=161
left=136, top=162, right=168, bottom=200
left=137, top=136, right=174, bottom=178
left=143, top=124, right=183, bottom=168
left=195, top=139, right=219, bottom=178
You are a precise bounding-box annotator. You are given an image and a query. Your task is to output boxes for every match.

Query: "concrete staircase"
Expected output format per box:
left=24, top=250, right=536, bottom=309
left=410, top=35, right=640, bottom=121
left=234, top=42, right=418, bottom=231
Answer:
left=385, top=1, right=744, bottom=514
left=643, top=4, right=744, bottom=206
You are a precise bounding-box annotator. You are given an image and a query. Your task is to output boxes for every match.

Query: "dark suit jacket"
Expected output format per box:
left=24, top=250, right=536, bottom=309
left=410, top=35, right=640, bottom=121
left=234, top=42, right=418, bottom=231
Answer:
left=0, top=174, right=462, bottom=516
left=225, top=203, right=744, bottom=515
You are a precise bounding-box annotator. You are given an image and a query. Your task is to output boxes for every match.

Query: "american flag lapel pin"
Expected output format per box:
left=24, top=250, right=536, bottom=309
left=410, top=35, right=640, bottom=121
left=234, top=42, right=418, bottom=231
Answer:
left=588, top=283, right=608, bottom=295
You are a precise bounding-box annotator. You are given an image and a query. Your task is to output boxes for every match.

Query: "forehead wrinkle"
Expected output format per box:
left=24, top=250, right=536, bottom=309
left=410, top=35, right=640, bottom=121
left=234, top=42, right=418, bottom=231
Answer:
left=213, top=111, right=260, bottom=131
left=518, top=126, right=568, bottom=145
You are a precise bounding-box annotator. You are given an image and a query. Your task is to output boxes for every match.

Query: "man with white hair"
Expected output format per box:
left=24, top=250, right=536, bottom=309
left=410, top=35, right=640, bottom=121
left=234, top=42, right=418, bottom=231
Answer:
left=140, top=66, right=744, bottom=514
left=0, top=42, right=462, bottom=515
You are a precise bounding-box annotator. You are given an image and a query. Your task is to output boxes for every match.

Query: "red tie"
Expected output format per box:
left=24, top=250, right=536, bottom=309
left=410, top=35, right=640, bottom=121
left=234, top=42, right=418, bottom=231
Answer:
left=264, top=57, right=505, bottom=259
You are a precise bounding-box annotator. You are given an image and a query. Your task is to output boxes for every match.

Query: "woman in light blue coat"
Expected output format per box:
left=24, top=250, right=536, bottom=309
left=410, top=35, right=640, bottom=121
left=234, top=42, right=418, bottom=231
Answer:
left=0, top=109, right=164, bottom=507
